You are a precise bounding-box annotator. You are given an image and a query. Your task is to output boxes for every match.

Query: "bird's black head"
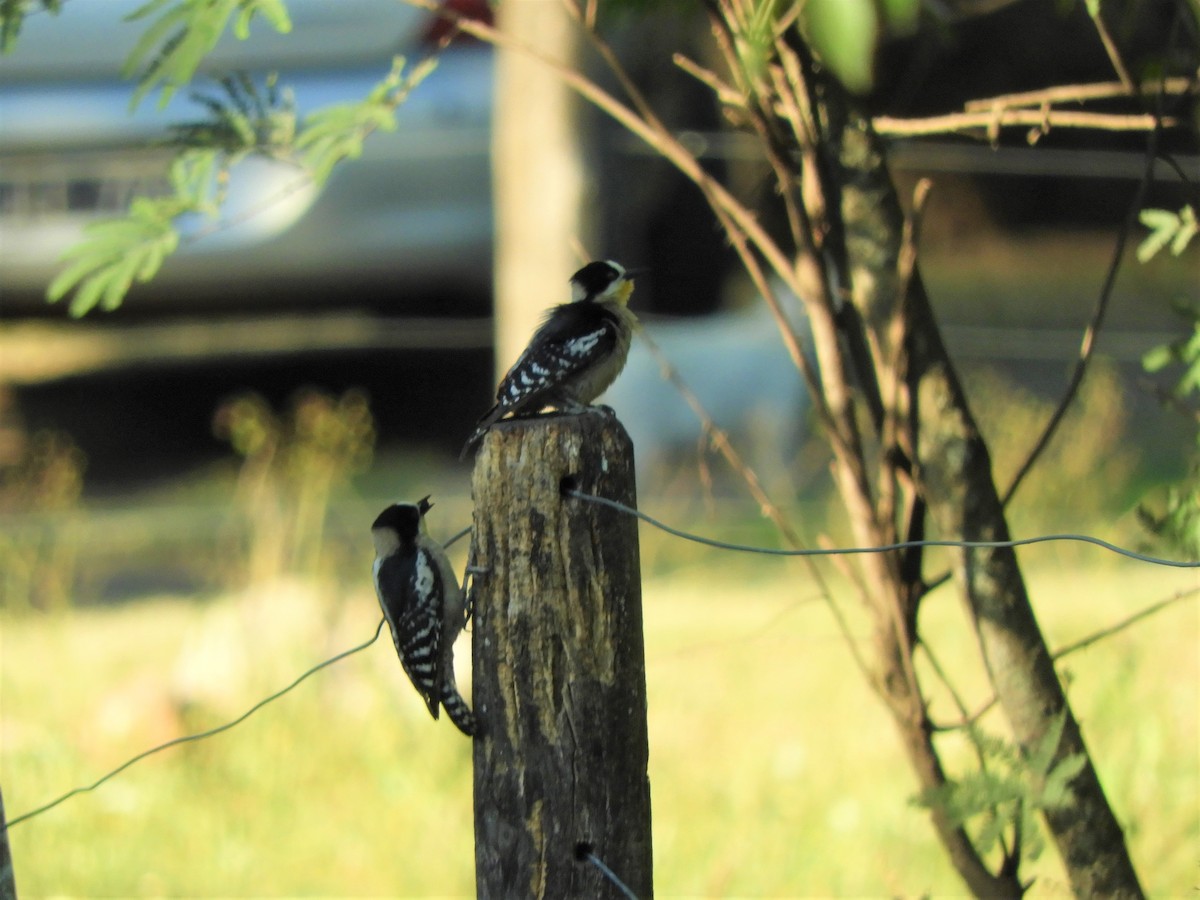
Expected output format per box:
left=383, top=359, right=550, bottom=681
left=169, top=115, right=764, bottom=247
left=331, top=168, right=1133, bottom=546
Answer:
left=570, top=260, right=631, bottom=303
left=372, top=496, right=432, bottom=540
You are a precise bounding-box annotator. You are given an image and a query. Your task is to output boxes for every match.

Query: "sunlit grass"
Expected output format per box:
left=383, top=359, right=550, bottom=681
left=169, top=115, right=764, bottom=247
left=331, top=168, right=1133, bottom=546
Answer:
left=2, top=373, right=1196, bottom=895
left=2, top=549, right=1195, bottom=896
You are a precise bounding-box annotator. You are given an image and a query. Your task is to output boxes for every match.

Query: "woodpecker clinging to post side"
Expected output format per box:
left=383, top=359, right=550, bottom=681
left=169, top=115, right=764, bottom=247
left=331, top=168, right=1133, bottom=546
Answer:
left=371, top=497, right=476, bottom=736
left=462, top=260, right=639, bottom=456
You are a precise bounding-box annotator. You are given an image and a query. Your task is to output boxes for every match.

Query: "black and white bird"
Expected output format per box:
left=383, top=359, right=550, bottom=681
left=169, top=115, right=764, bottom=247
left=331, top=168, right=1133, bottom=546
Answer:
left=462, top=260, right=639, bottom=455
left=371, top=497, right=476, bottom=736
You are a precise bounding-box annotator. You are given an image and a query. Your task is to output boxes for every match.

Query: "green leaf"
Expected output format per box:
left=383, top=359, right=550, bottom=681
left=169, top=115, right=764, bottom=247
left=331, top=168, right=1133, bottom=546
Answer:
left=1142, top=343, right=1176, bottom=373
left=123, top=0, right=291, bottom=109
left=1170, top=205, right=1197, bottom=256
left=1027, top=710, right=1067, bottom=776
left=122, top=4, right=187, bottom=79
left=233, top=2, right=253, bottom=39
left=68, top=269, right=110, bottom=318
left=101, top=251, right=144, bottom=311
left=974, top=810, right=1008, bottom=854
left=46, top=254, right=109, bottom=304
left=124, top=0, right=174, bottom=23
left=1138, top=206, right=1199, bottom=263
left=1137, top=209, right=1177, bottom=263
left=1, top=0, right=66, bottom=53
left=878, top=0, right=919, bottom=34
left=45, top=162, right=210, bottom=314
left=135, top=241, right=166, bottom=283
left=255, top=0, right=291, bottom=33
left=911, top=714, right=1093, bottom=870
left=1042, top=752, right=1087, bottom=809
left=799, top=0, right=879, bottom=93
left=294, top=55, right=433, bottom=184
left=1139, top=207, right=1178, bottom=229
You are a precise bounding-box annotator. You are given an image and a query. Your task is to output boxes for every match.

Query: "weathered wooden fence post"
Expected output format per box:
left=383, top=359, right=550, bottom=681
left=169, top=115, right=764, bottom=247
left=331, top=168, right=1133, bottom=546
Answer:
left=469, top=412, right=652, bottom=898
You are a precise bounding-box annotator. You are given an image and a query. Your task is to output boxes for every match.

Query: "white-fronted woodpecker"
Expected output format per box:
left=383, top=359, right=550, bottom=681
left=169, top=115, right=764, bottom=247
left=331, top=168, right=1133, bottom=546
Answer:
left=371, top=497, right=476, bottom=736
left=462, top=260, right=639, bottom=456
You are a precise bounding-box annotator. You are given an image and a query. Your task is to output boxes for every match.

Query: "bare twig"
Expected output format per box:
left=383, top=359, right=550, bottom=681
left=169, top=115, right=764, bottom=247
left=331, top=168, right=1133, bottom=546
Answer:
left=562, top=0, right=664, bottom=133
left=672, top=52, right=743, bottom=109
left=936, top=586, right=1200, bottom=731
left=1086, top=2, right=1136, bottom=94
left=556, top=0, right=855, bottom=472
left=878, top=178, right=932, bottom=534
left=1053, top=586, right=1200, bottom=657
left=416, top=0, right=814, bottom=328
left=692, top=74, right=1194, bottom=136
left=874, top=108, right=1172, bottom=138
left=637, top=328, right=875, bottom=684
left=962, top=77, right=1193, bottom=111
left=1002, top=89, right=1163, bottom=505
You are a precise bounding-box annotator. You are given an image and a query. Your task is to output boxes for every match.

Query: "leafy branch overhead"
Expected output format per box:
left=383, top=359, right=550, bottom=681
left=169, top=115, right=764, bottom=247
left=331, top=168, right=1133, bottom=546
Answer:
left=45, top=49, right=435, bottom=316
left=47, top=151, right=220, bottom=317
left=0, top=0, right=62, bottom=52
left=170, top=71, right=296, bottom=155
left=294, top=56, right=437, bottom=184
left=123, top=0, right=293, bottom=109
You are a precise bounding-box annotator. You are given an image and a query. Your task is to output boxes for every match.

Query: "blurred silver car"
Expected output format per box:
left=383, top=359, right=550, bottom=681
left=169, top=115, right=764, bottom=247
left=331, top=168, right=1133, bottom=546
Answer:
left=0, top=0, right=494, bottom=313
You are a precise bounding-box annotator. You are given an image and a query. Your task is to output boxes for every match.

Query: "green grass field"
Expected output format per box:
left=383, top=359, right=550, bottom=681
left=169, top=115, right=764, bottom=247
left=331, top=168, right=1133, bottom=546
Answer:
left=2, top=537, right=1196, bottom=897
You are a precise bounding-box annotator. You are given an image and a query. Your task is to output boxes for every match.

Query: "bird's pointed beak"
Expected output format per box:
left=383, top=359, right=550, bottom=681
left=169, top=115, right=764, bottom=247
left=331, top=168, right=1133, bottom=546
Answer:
left=418, top=495, right=433, bottom=514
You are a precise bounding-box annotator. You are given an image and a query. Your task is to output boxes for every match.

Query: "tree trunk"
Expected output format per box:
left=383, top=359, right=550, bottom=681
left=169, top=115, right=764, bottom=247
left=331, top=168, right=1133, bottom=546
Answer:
left=827, top=84, right=1145, bottom=899
left=493, top=3, right=591, bottom=381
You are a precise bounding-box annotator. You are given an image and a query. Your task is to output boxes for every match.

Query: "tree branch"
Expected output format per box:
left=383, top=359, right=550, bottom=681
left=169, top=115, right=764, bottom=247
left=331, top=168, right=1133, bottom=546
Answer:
left=874, top=108, right=1173, bottom=138
left=936, top=585, right=1200, bottom=731
left=962, top=77, right=1194, bottom=111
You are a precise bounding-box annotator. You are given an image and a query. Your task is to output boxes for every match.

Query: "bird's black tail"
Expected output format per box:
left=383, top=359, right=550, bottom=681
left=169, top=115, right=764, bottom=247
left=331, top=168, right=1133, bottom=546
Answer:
left=441, top=680, right=478, bottom=737
left=460, top=404, right=502, bottom=460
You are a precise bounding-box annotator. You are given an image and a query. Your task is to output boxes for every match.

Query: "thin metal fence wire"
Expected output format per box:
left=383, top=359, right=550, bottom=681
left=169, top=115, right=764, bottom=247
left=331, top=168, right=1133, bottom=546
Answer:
left=575, top=843, right=640, bottom=900
left=564, top=488, right=1200, bottom=568
left=3, top=527, right=478, bottom=831
left=1, top=620, right=386, bottom=832
left=4, top=496, right=1196, bottom=832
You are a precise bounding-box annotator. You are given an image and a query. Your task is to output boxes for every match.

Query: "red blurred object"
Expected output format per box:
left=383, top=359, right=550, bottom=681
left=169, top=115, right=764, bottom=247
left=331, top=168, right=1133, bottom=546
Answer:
left=421, top=0, right=494, bottom=46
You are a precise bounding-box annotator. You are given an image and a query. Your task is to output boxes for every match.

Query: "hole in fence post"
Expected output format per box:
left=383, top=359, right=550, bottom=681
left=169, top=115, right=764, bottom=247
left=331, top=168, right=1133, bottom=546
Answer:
left=573, top=840, right=594, bottom=862
left=559, top=473, right=580, bottom=497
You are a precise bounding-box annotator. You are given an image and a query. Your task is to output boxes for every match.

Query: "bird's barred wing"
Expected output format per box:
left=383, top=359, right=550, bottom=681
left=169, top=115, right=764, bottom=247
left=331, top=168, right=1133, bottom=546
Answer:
left=374, top=550, right=445, bottom=718
left=496, top=314, right=618, bottom=409
left=394, top=604, right=443, bottom=718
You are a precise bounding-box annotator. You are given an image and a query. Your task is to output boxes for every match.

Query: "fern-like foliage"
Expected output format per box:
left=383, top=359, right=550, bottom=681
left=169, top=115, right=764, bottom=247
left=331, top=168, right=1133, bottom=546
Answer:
left=294, top=55, right=437, bottom=184
left=122, top=0, right=293, bottom=109
left=1138, top=206, right=1200, bottom=556
left=1140, top=299, right=1200, bottom=557
left=914, top=713, right=1087, bottom=867
left=47, top=150, right=223, bottom=316
left=0, top=0, right=62, bottom=51
left=724, top=0, right=921, bottom=94
left=170, top=71, right=296, bottom=156
left=46, top=53, right=438, bottom=316
left=1137, top=205, right=1198, bottom=263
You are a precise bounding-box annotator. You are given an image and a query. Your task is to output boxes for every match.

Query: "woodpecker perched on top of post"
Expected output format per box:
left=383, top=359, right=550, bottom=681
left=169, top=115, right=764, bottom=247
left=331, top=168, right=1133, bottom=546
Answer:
left=463, top=260, right=639, bottom=456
